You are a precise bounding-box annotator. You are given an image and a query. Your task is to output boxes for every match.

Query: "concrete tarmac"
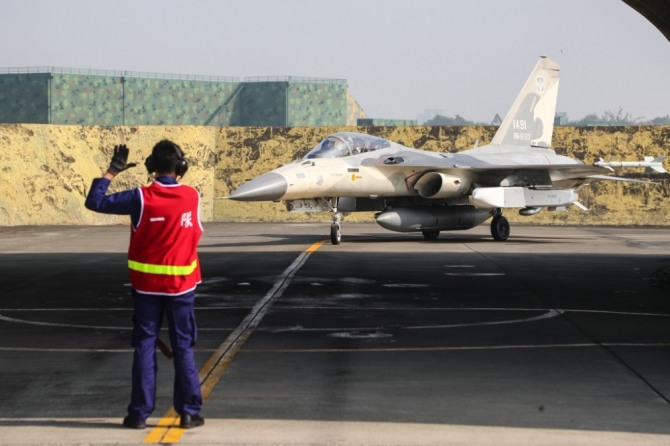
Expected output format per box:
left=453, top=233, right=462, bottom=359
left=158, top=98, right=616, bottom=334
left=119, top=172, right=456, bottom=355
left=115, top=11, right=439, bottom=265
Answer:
left=0, top=222, right=669, bottom=445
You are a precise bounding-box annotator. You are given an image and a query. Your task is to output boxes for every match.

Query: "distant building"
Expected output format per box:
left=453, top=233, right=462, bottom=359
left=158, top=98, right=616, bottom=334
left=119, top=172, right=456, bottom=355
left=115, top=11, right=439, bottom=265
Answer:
left=0, top=68, right=369, bottom=127
left=554, top=112, right=568, bottom=126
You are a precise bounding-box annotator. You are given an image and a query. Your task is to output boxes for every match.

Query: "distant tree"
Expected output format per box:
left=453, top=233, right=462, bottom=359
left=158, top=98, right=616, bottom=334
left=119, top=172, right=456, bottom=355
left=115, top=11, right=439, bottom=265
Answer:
left=603, top=107, right=642, bottom=125
left=422, top=109, right=670, bottom=127
left=570, top=107, right=643, bottom=126
left=424, top=114, right=474, bottom=125
left=651, top=115, right=670, bottom=125
left=571, top=113, right=602, bottom=126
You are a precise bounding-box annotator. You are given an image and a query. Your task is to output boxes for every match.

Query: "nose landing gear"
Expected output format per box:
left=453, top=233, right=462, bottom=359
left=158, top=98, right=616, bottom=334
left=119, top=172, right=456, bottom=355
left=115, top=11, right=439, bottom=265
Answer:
left=330, top=222, right=341, bottom=245
left=330, top=200, right=342, bottom=245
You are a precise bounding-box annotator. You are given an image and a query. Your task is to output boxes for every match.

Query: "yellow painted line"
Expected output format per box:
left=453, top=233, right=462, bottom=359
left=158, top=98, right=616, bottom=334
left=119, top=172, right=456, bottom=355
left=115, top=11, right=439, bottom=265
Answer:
left=306, top=241, right=324, bottom=253
left=144, top=410, right=179, bottom=443
left=145, top=241, right=324, bottom=444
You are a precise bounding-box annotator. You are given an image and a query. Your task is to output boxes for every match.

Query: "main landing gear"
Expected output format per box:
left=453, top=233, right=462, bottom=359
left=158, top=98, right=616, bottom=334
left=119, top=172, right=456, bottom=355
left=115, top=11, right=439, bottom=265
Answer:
left=421, top=230, right=440, bottom=240
left=490, top=209, right=510, bottom=241
left=330, top=201, right=342, bottom=245
left=421, top=212, right=510, bottom=242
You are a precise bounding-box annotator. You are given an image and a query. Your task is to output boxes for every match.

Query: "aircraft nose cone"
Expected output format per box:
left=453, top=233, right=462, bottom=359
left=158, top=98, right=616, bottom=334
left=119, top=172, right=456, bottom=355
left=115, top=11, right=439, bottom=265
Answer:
left=229, top=172, right=288, bottom=201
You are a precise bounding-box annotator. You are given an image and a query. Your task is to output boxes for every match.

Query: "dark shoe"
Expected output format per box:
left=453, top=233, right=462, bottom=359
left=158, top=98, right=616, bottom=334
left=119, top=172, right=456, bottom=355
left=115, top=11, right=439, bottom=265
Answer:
left=122, top=415, right=146, bottom=429
left=180, top=413, right=204, bottom=429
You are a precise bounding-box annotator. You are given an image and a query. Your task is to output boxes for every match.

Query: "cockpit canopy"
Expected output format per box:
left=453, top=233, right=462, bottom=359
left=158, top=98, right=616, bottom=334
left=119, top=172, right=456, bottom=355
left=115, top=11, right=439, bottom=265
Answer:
left=304, top=132, right=392, bottom=159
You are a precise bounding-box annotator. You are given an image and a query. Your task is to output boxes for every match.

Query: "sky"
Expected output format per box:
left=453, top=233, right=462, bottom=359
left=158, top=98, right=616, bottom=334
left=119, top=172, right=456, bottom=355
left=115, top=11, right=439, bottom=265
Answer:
left=2, top=0, right=669, bottom=123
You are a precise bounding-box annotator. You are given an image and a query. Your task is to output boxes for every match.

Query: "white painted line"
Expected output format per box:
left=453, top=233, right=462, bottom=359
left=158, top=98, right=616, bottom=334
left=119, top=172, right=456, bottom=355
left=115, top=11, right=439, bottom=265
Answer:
left=269, top=309, right=563, bottom=332
left=382, top=284, right=429, bottom=288
left=243, top=341, right=670, bottom=354
left=1, top=307, right=668, bottom=334
left=445, top=272, right=506, bottom=276
left=0, top=347, right=134, bottom=353
left=0, top=313, right=130, bottom=331
left=406, top=309, right=562, bottom=329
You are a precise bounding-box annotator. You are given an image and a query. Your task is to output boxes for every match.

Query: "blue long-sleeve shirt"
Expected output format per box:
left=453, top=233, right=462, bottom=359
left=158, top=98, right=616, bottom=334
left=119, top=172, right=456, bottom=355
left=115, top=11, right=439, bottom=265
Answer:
left=85, top=176, right=178, bottom=228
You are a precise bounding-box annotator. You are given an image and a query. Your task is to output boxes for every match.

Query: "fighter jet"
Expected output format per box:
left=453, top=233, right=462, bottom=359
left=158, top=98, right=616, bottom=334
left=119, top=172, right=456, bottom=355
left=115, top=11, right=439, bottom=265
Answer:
left=229, top=57, right=666, bottom=244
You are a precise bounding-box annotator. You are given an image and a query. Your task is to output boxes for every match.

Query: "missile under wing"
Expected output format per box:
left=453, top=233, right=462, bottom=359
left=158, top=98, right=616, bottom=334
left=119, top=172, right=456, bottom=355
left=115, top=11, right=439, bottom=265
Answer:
left=229, top=57, right=666, bottom=244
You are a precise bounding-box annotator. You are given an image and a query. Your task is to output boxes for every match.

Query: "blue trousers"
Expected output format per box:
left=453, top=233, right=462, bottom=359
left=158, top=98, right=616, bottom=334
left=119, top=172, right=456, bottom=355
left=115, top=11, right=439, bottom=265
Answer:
left=128, top=290, right=203, bottom=421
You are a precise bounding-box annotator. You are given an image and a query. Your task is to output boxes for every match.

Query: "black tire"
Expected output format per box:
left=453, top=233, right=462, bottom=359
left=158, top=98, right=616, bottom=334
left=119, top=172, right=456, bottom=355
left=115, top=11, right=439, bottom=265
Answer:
left=491, top=215, right=510, bottom=241
left=330, top=223, right=341, bottom=245
left=422, top=230, right=440, bottom=240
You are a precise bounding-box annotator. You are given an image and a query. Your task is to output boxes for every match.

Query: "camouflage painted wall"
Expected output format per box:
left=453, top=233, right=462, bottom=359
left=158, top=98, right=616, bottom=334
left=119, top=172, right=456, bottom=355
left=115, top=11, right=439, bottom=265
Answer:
left=0, top=72, right=353, bottom=127
left=0, top=74, right=50, bottom=123
left=229, top=82, right=287, bottom=127
left=287, top=82, right=347, bottom=126
left=51, top=74, right=242, bottom=126
left=123, top=77, right=240, bottom=125
left=227, top=81, right=348, bottom=126
left=50, top=74, right=123, bottom=125
left=0, top=124, right=217, bottom=226
left=0, top=124, right=668, bottom=227
left=0, top=73, right=242, bottom=126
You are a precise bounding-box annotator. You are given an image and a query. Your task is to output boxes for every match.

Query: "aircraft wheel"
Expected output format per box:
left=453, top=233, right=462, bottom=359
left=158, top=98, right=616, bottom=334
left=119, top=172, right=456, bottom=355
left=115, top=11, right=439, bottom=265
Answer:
left=422, top=230, right=440, bottom=240
left=491, top=215, right=510, bottom=241
left=330, top=223, right=341, bottom=245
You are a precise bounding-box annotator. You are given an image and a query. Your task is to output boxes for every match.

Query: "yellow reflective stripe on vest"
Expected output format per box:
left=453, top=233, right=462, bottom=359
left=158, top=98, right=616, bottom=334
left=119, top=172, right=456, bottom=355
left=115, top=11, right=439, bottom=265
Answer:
left=128, top=259, right=198, bottom=276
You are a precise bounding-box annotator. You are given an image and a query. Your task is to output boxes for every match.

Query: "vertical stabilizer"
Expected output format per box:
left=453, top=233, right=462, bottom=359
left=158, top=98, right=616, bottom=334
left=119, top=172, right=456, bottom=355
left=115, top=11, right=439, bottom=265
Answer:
left=490, top=57, right=560, bottom=148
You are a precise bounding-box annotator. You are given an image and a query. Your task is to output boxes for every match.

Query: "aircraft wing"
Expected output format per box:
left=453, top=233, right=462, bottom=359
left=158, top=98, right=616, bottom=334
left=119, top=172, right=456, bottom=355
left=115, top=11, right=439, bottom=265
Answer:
left=360, top=151, right=658, bottom=185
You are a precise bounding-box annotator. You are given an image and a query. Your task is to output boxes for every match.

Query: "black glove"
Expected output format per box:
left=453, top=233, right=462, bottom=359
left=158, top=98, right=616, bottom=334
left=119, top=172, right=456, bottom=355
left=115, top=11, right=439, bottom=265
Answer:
left=107, top=144, right=137, bottom=175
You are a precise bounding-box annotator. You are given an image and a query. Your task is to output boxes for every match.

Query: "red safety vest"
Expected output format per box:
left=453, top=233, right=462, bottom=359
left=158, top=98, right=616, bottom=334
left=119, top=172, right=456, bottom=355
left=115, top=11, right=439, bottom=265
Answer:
left=128, top=181, right=203, bottom=295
